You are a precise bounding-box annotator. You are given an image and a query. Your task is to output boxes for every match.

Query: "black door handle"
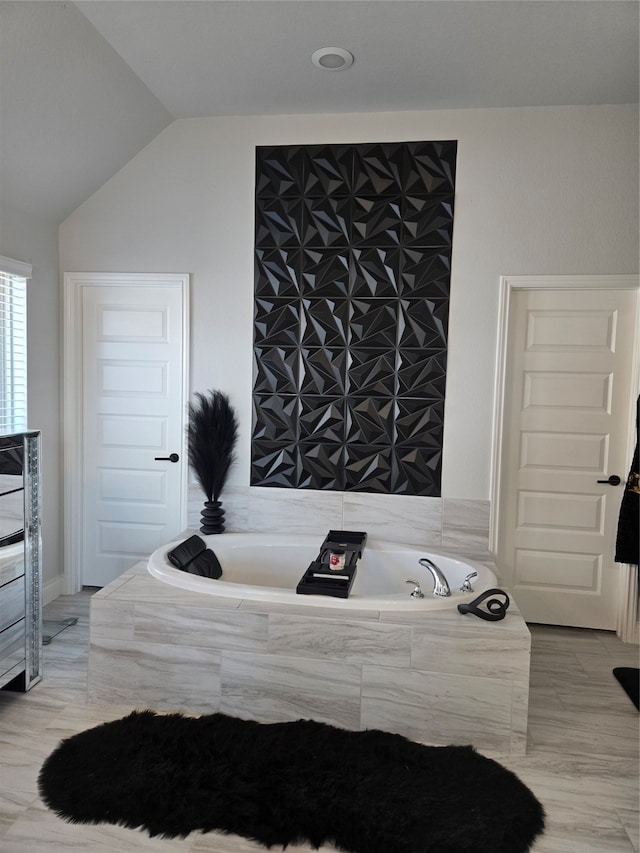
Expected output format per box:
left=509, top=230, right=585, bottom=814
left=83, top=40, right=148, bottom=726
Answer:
left=154, top=453, right=179, bottom=463
left=596, top=475, right=621, bottom=486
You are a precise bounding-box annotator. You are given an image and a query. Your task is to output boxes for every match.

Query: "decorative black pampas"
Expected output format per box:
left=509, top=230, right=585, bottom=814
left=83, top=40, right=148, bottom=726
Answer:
left=187, top=390, right=238, bottom=534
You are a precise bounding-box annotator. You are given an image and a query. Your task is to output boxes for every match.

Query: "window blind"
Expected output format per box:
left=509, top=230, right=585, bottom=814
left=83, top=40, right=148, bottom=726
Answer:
left=0, top=256, right=31, bottom=435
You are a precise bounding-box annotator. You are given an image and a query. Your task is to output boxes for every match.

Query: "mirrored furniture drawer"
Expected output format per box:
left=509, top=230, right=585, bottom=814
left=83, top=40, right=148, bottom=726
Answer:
left=0, top=575, right=25, bottom=633
left=0, top=618, right=26, bottom=687
left=0, top=431, right=42, bottom=692
left=0, top=542, right=24, bottom=587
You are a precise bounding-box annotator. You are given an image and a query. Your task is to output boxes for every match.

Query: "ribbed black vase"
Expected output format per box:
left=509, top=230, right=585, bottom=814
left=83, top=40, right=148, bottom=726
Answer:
left=200, top=500, right=225, bottom=535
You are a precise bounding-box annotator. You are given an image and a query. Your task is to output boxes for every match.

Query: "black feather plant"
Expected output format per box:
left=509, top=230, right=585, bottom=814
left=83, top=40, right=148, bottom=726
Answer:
left=187, top=390, right=239, bottom=503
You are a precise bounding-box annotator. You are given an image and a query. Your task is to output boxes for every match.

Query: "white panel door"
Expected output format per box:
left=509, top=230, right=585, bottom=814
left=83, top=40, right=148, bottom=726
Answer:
left=81, top=283, right=187, bottom=586
left=498, top=288, right=637, bottom=629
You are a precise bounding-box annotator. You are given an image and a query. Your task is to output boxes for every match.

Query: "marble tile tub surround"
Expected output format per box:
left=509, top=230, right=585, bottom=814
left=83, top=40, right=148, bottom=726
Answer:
left=188, top=484, right=491, bottom=555
left=88, top=554, right=530, bottom=755
left=3, top=592, right=638, bottom=853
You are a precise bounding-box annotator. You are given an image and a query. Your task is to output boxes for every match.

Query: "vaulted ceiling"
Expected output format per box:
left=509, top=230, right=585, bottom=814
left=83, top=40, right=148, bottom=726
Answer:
left=1, top=0, right=638, bottom=224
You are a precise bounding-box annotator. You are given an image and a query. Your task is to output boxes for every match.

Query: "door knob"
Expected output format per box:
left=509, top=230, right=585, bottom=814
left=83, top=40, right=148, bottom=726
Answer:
left=154, top=453, right=179, bottom=463
left=596, top=474, right=621, bottom=486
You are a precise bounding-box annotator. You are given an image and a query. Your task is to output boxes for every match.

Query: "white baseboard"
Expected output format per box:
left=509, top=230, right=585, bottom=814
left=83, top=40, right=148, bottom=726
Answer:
left=43, top=574, right=65, bottom=606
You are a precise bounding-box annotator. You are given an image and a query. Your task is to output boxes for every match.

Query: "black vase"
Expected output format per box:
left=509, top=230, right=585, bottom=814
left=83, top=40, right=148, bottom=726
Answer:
left=200, top=500, right=225, bottom=535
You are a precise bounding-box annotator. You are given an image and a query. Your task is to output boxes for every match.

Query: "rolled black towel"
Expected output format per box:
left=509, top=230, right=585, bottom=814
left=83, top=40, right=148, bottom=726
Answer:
left=187, top=549, right=223, bottom=579
left=166, top=535, right=206, bottom=569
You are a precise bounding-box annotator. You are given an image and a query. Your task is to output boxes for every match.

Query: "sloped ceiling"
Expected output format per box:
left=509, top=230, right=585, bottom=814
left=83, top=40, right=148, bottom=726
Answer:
left=0, top=1, right=172, bottom=223
left=1, top=0, right=638, bottom=225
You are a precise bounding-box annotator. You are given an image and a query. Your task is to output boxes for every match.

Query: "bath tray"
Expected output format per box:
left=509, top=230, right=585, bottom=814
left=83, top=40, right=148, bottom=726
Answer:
left=296, top=530, right=366, bottom=599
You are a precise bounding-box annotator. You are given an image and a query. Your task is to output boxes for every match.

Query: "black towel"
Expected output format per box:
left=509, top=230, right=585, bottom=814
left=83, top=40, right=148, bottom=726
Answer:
left=615, top=397, right=639, bottom=572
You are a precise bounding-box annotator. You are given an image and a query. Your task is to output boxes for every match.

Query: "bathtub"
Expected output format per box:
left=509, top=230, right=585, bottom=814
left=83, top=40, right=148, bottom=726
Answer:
left=147, top=532, right=495, bottom=610
left=90, top=531, right=531, bottom=754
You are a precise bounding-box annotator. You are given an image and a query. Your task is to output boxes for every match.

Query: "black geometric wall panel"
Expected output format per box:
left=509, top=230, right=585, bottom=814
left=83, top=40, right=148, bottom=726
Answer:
left=252, top=141, right=457, bottom=496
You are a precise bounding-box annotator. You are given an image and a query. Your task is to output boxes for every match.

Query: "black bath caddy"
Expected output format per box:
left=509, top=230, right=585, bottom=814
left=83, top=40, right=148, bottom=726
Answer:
left=296, top=530, right=367, bottom=599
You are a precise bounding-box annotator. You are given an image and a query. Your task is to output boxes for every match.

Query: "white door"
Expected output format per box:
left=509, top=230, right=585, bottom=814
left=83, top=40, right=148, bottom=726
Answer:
left=497, top=285, right=638, bottom=629
left=65, top=274, right=189, bottom=588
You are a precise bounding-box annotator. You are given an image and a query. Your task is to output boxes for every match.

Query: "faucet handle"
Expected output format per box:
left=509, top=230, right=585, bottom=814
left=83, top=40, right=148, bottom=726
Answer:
left=405, top=579, right=424, bottom=599
left=460, top=571, right=478, bottom=592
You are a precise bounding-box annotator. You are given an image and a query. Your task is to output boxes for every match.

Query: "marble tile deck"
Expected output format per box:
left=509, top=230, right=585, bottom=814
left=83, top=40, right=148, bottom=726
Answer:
left=0, top=590, right=638, bottom=852
left=86, top=562, right=530, bottom=753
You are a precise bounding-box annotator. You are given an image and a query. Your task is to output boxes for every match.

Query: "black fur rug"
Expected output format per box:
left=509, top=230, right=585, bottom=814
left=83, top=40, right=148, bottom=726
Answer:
left=613, top=667, right=640, bottom=711
left=38, top=710, right=545, bottom=853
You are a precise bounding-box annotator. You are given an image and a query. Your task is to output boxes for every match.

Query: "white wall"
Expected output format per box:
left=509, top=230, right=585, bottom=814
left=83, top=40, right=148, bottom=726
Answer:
left=59, top=104, right=639, bottom=502
left=1, top=202, right=62, bottom=593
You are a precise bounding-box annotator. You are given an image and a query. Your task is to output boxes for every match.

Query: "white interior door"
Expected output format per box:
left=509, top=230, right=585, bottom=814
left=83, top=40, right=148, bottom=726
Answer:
left=64, top=274, right=189, bottom=589
left=497, top=285, right=638, bottom=629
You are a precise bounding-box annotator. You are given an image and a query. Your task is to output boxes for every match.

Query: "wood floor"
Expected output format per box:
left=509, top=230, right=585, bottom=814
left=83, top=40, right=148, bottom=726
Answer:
left=0, top=590, right=638, bottom=852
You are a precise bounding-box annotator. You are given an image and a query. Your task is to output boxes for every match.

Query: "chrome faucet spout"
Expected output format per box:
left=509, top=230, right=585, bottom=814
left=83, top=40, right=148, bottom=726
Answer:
left=418, top=558, right=451, bottom=597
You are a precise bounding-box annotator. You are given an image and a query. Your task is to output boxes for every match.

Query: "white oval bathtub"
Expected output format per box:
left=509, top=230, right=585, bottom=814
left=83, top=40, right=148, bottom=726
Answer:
left=147, top=532, right=495, bottom=611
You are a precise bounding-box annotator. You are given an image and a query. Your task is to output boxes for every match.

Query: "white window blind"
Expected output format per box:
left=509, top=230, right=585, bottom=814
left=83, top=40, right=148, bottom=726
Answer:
left=0, top=256, right=32, bottom=434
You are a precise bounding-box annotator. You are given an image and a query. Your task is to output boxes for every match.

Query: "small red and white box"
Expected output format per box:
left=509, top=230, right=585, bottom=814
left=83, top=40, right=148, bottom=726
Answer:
left=329, top=550, right=346, bottom=571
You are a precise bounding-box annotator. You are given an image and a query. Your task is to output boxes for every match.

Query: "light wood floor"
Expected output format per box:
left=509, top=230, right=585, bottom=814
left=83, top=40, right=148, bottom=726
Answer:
left=1, top=590, right=638, bottom=852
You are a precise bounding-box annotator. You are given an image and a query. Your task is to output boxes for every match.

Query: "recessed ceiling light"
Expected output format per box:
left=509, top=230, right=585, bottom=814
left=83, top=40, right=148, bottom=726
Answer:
left=311, top=47, right=354, bottom=71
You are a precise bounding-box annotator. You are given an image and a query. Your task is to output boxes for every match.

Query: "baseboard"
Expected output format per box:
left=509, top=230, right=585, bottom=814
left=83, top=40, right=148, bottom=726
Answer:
left=43, top=574, right=65, bottom=606
left=618, top=620, right=640, bottom=646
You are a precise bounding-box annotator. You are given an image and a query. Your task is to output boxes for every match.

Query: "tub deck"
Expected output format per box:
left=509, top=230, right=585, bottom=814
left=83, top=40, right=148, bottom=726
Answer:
left=87, top=550, right=531, bottom=755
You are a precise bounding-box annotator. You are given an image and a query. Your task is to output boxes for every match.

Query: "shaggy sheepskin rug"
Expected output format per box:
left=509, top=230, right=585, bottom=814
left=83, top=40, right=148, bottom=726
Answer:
left=39, top=710, right=545, bottom=853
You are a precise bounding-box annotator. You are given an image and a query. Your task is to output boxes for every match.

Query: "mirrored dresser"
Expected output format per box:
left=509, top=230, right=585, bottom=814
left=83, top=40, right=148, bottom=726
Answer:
left=0, top=431, right=42, bottom=691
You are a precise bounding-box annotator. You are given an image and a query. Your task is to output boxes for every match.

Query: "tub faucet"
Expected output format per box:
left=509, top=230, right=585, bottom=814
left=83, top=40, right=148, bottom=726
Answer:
left=405, top=579, right=424, bottom=599
left=418, top=558, right=451, bottom=597
left=460, top=571, right=478, bottom=593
